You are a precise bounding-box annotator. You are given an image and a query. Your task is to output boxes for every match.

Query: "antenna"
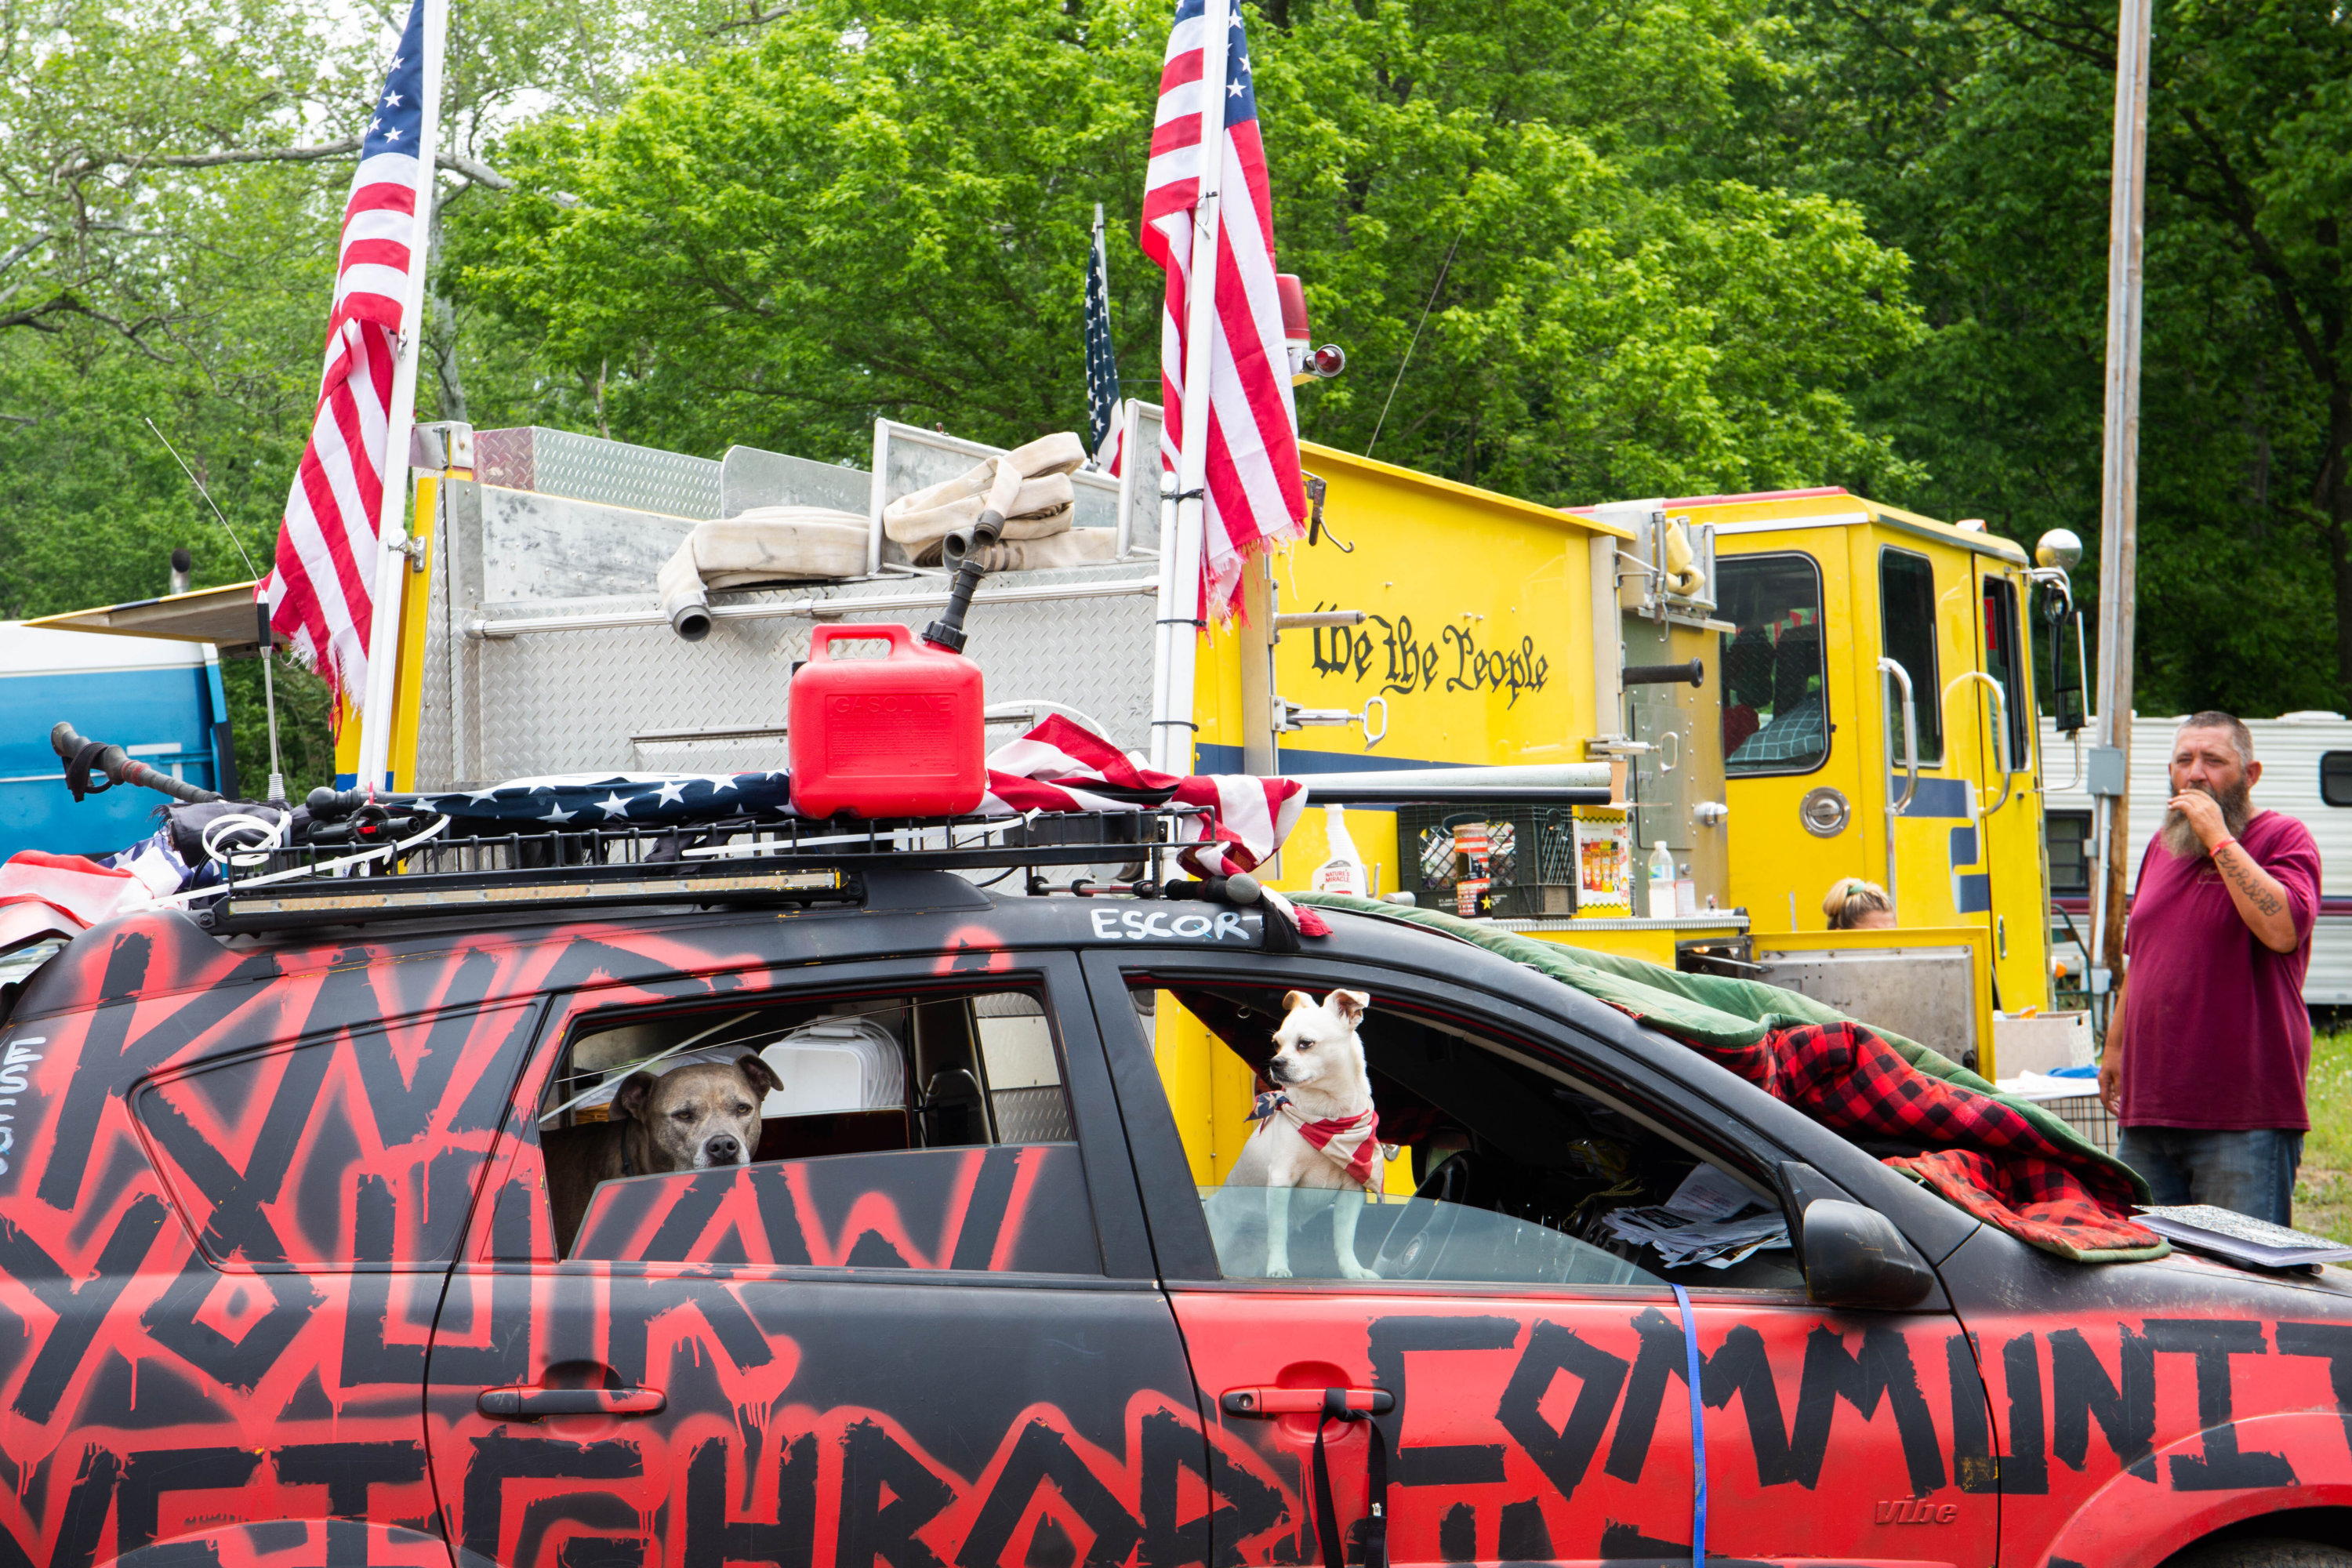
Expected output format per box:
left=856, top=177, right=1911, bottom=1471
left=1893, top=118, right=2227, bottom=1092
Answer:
left=143, top=417, right=260, bottom=579
left=142, top=417, right=284, bottom=802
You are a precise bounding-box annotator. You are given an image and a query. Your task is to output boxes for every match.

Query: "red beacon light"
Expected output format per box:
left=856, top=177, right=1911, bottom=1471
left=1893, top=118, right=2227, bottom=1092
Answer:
left=1276, top=273, right=1346, bottom=386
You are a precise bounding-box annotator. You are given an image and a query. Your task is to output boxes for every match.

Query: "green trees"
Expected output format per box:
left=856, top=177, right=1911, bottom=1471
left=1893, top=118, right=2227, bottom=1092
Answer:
left=449, top=0, right=1927, bottom=506
left=1247, top=0, right=1925, bottom=499
left=452, top=0, right=1169, bottom=458
left=1767, top=0, right=2352, bottom=714
left=0, top=0, right=680, bottom=792
left=0, top=0, right=355, bottom=789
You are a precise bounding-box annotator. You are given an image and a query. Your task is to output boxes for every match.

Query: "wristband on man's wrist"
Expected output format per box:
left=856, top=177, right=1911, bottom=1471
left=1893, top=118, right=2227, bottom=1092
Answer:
left=2212, top=837, right=2238, bottom=855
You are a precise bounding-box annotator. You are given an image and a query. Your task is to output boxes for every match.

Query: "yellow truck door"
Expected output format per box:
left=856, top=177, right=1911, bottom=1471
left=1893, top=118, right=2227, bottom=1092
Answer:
left=1974, top=566, right=2056, bottom=1016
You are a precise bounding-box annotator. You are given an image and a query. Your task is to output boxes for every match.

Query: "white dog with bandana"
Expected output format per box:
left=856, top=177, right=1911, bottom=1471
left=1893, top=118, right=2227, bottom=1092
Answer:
left=1225, top=989, right=1381, bottom=1279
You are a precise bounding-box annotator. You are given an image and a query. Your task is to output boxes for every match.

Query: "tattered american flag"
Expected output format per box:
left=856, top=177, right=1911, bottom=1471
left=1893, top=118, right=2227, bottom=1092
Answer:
left=262, top=0, right=428, bottom=710
left=1140, top=0, right=1308, bottom=622
left=984, top=716, right=1306, bottom=883
left=1084, top=211, right=1123, bottom=466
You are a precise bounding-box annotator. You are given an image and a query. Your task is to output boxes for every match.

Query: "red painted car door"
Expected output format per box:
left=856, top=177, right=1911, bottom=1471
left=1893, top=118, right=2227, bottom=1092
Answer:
left=1163, top=1292, right=1987, bottom=1567
left=1947, top=1236, right=2352, bottom=1568
left=425, top=946, right=1207, bottom=1568
left=1087, top=948, right=1995, bottom=1567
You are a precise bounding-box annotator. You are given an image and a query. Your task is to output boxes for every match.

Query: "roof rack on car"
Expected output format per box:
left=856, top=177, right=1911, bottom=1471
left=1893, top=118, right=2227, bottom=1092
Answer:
left=188, top=806, right=1204, bottom=935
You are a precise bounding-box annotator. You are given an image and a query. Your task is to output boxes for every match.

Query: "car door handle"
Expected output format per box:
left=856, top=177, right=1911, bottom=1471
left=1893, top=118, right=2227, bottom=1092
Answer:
left=1221, top=1386, right=1393, bottom=1417
left=477, top=1386, right=667, bottom=1420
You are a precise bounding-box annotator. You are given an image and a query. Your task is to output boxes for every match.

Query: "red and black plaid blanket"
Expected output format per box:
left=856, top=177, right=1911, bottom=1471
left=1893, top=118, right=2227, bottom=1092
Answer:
left=1700, top=1019, right=2160, bottom=1259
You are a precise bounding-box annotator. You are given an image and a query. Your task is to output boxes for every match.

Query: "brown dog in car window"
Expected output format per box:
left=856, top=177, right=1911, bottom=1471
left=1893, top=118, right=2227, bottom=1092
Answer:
left=546, top=1054, right=784, bottom=1254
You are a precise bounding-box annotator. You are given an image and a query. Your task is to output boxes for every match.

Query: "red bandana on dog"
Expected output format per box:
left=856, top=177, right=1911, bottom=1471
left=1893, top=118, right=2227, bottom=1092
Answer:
left=1250, top=1091, right=1381, bottom=1190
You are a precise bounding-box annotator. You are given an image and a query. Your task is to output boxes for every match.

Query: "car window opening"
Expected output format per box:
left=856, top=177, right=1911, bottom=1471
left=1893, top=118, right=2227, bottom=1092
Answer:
left=536, top=984, right=1075, bottom=1260
left=1151, top=982, right=1805, bottom=1291
left=2045, top=809, right=2094, bottom=898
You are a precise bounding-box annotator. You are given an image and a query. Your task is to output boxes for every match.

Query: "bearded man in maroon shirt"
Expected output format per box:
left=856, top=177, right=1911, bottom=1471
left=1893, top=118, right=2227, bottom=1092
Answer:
left=2098, top=711, right=2322, bottom=1225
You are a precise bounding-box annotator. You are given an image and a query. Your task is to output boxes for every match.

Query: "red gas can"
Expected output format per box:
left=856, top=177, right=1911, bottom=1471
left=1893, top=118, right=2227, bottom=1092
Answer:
left=789, top=623, right=986, bottom=818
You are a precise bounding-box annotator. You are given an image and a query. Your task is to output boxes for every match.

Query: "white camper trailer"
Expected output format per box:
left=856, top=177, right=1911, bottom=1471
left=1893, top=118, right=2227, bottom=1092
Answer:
left=2041, top=712, right=2352, bottom=1007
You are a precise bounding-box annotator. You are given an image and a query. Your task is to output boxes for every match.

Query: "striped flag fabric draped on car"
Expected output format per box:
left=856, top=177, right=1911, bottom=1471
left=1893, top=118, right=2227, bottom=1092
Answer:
left=1140, top=0, right=1309, bottom=622
left=261, top=0, right=429, bottom=711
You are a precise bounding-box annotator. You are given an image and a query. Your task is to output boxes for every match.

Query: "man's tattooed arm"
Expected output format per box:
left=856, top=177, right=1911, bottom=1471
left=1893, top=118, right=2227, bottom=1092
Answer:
left=2213, top=840, right=2299, bottom=953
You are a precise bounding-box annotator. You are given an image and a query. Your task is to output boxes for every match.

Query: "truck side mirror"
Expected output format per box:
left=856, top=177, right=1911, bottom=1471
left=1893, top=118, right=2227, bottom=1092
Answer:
left=2037, top=585, right=2088, bottom=737
left=1798, top=1199, right=1936, bottom=1309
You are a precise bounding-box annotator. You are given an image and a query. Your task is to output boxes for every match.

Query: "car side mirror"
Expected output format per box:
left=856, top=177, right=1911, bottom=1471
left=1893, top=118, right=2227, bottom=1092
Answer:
left=1799, top=1199, right=1936, bottom=1309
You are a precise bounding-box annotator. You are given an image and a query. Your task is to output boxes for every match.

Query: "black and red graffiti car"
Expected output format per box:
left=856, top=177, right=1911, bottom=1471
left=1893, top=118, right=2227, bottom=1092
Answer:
left=4, top=853, right=2352, bottom=1568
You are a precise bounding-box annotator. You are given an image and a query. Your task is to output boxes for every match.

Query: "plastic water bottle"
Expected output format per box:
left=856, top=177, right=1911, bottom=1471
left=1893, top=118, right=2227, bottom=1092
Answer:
left=1313, top=804, right=1368, bottom=897
left=1646, top=840, right=1676, bottom=920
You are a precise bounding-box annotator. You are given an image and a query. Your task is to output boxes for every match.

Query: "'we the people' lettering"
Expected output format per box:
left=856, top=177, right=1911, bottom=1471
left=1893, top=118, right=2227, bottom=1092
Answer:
left=1308, top=604, right=1549, bottom=707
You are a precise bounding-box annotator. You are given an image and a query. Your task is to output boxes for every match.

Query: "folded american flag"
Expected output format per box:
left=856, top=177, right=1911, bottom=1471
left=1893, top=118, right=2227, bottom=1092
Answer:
left=419, top=772, right=795, bottom=826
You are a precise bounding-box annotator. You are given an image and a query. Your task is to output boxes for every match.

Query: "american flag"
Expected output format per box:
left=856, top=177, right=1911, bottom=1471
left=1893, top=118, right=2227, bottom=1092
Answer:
left=1083, top=206, right=1123, bottom=466
left=262, top=0, right=429, bottom=711
left=1141, top=0, right=1308, bottom=622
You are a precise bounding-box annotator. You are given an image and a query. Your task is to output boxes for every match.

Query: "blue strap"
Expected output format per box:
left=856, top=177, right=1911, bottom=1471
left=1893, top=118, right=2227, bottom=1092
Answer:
left=1671, top=1283, right=1706, bottom=1568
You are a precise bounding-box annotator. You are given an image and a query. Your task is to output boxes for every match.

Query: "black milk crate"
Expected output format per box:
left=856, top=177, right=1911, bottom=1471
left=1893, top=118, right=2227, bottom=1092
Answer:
left=1396, top=804, right=1579, bottom=919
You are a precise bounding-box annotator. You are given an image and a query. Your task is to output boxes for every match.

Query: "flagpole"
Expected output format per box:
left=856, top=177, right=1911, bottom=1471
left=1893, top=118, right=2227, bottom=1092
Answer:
left=1090, top=201, right=1109, bottom=463
left=1152, top=0, right=1230, bottom=776
left=353, top=0, right=445, bottom=793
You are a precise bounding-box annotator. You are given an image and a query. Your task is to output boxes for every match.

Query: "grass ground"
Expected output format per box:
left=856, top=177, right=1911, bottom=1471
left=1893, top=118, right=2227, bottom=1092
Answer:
left=2298, top=1030, right=2352, bottom=1241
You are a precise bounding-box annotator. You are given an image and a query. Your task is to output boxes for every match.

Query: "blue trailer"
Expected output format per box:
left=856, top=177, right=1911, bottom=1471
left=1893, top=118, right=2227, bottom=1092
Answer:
left=0, top=622, right=238, bottom=862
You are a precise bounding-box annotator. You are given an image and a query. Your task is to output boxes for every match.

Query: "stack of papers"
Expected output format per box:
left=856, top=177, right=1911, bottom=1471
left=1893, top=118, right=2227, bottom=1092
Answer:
left=1994, top=1069, right=2104, bottom=1102
left=2136, top=1205, right=2352, bottom=1271
left=1601, top=1164, right=1791, bottom=1269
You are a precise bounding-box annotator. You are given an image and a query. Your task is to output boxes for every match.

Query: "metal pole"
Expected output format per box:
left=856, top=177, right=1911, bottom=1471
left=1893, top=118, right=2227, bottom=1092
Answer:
left=1878, top=656, right=1919, bottom=921
left=1150, top=0, right=1230, bottom=779
left=1240, top=556, right=1276, bottom=775
left=352, top=0, right=445, bottom=793
left=261, top=645, right=286, bottom=801
left=2092, top=0, right=2152, bottom=989
left=1149, top=470, right=1179, bottom=770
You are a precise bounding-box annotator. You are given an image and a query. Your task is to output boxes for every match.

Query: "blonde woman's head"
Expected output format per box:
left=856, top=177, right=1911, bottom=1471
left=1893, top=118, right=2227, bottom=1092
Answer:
left=1823, top=877, right=1896, bottom=931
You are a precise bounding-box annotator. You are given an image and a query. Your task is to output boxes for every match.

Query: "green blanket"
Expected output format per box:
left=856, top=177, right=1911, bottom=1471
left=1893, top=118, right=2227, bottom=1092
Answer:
left=1294, top=891, right=2161, bottom=1262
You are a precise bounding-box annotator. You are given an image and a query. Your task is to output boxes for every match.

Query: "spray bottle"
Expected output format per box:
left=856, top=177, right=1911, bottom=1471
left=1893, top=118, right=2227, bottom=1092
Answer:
left=1312, top=804, right=1368, bottom=896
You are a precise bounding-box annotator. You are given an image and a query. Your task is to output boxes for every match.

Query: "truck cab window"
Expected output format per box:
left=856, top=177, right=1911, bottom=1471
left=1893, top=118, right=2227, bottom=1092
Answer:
left=1880, top=546, right=1944, bottom=767
left=1718, top=553, right=1829, bottom=775
left=1981, top=576, right=2032, bottom=770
